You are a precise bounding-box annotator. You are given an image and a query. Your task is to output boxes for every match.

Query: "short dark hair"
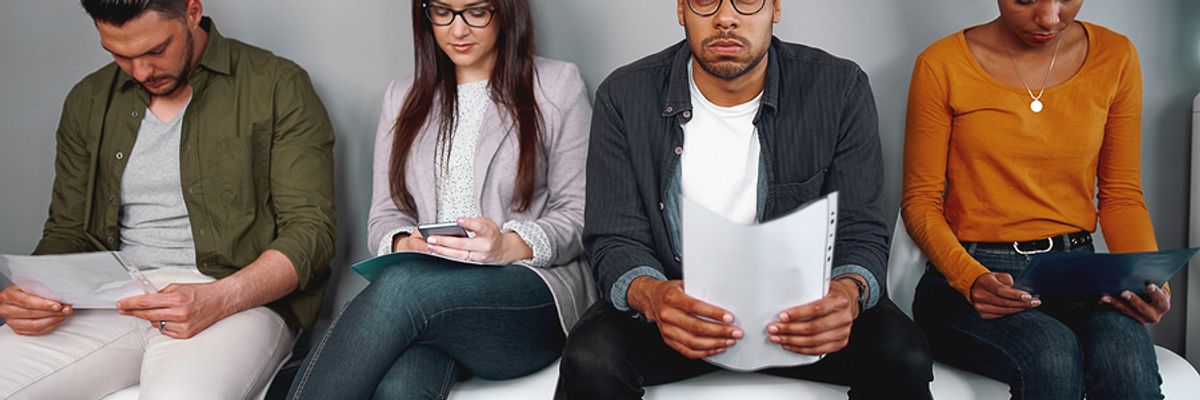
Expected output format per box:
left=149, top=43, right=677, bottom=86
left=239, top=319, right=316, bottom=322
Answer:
left=81, top=0, right=187, bottom=26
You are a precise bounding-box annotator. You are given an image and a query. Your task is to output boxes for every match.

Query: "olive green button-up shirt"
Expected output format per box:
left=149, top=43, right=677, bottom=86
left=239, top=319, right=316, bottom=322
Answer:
left=33, top=17, right=335, bottom=330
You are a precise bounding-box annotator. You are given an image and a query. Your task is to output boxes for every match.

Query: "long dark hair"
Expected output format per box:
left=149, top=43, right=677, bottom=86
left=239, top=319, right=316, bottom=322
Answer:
left=390, top=0, right=543, bottom=215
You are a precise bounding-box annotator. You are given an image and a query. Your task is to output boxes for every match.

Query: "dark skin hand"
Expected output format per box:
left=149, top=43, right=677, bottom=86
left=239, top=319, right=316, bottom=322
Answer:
left=767, top=278, right=863, bottom=355
left=627, top=277, right=743, bottom=359
left=1101, top=283, right=1170, bottom=324
left=970, top=272, right=1040, bottom=319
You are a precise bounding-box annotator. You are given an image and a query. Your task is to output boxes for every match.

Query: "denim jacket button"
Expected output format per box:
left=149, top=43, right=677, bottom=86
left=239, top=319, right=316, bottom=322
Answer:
left=674, top=146, right=683, bottom=155
left=658, top=202, right=665, bottom=211
left=665, top=106, right=673, bottom=113
left=682, top=110, right=691, bottom=118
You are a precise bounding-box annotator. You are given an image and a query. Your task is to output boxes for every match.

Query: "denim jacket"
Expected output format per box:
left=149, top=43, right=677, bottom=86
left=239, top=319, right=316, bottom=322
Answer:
left=583, top=37, right=889, bottom=313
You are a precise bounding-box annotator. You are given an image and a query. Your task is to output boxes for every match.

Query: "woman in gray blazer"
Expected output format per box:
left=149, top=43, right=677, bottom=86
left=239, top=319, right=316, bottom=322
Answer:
left=287, top=0, right=594, bottom=398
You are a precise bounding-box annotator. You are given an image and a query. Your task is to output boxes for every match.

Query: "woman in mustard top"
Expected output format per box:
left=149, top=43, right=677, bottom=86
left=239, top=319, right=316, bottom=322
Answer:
left=902, top=1, right=1168, bottom=399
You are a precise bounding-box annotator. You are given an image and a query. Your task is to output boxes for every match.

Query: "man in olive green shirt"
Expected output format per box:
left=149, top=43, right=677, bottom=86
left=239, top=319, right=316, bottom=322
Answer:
left=0, top=1, right=334, bottom=398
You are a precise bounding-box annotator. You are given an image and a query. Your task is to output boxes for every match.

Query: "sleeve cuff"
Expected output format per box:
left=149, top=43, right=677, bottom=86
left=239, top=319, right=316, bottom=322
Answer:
left=832, top=264, right=881, bottom=310
left=610, top=266, right=667, bottom=311
left=376, top=226, right=417, bottom=257
left=501, top=220, right=553, bottom=267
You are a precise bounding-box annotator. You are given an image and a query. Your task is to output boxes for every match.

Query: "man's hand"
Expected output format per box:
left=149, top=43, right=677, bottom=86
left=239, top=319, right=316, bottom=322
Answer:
left=627, top=277, right=742, bottom=359
left=117, top=282, right=236, bottom=339
left=0, top=284, right=72, bottom=336
left=1101, top=283, right=1171, bottom=324
left=767, top=278, right=860, bottom=355
left=970, top=272, right=1040, bottom=319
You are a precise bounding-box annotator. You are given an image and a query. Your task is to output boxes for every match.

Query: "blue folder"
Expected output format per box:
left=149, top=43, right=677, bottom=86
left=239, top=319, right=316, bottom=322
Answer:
left=1014, top=248, right=1199, bottom=297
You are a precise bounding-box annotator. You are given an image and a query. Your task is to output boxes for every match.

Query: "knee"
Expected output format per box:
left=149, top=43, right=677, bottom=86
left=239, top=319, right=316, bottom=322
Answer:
left=1018, top=341, right=1084, bottom=390
left=559, top=327, right=622, bottom=381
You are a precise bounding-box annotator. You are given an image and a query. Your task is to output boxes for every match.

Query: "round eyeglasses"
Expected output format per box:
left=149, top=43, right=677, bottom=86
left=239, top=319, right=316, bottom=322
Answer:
left=423, top=2, right=495, bottom=28
left=687, top=0, right=767, bottom=17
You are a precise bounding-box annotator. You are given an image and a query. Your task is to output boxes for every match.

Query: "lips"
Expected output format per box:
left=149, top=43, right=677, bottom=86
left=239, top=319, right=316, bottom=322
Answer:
left=449, top=43, right=475, bottom=53
left=1029, top=32, right=1056, bottom=43
left=708, top=39, right=744, bottom=55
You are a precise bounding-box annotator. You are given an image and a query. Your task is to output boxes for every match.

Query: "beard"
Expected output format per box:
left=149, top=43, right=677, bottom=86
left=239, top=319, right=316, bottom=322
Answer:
left=690, top=31, right=768, bottom=80
left=138, top=31, right=195, bottom=97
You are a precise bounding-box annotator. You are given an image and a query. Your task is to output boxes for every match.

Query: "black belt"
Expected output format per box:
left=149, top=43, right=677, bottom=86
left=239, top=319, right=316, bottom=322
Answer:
left=964, top=231, right=1092, bottom=254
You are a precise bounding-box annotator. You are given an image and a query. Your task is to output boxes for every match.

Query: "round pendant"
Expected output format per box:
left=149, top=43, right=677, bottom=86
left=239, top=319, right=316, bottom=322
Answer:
left=1030, top=99, right=1044, bottom=113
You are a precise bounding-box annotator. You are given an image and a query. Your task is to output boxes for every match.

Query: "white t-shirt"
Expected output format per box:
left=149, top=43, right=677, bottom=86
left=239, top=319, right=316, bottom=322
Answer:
left=681, top=61, right=763, bottom=224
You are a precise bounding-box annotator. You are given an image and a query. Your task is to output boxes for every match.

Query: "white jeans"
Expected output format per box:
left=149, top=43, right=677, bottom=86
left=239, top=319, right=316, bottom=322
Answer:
left=0, top=269, right=296, bottom=400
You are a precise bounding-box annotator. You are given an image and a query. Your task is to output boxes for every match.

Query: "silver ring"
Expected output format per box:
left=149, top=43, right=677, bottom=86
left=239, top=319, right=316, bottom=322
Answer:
left=159, top=320, right=166, bottom=330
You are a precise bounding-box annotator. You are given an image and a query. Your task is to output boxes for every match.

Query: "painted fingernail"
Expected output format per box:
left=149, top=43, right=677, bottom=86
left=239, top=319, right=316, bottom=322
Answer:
left=51, top=304, right=61, bottom=311
left=725, top=339, right=735, bottom=346
left=778, top=312, right=789, bottom=322
left=768, top=325, right=779, bottom=334
left=732, top=329, right=743, bottom=338
left=427, top=244, right=436, bottom=252
left=1123, top=292, right=1134, bottom=300
left=722, top=313, right=733, bottom=323
left=769, top=335, right=780, bottom=343
left=1100, top=296, right=1112, bottom=304
left=1021, top=294, right=1031, bottom=301
left=1030, top=300, right=1042, bottom=306
left=457, top=218, right=465, bottom=225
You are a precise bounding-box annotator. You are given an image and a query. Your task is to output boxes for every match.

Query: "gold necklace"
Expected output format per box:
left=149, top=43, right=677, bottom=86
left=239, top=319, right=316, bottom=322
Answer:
left=1003, top=29, right=1063, bottom=113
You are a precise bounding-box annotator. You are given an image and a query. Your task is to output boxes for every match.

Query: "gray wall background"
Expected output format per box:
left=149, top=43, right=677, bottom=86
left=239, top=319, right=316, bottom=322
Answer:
left=1, top=0, right=1197, bottom=367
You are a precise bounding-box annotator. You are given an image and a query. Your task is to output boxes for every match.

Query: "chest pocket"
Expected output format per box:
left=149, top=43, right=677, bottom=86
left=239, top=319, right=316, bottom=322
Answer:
left=764, top=168, right=826, bottom=220
left=212, top=122, right=271, bottom=212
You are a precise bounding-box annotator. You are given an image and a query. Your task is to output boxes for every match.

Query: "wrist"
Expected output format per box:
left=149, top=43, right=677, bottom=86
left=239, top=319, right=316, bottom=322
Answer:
left=500, top=232, right=533, bottom=264
left=832, top=277, right=864, bottom=317
left=627, top=276, right=659, bottom=314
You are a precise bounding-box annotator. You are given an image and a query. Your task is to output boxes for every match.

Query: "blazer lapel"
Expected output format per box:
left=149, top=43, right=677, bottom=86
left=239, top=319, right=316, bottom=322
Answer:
left=473, top=102, right=507, bottom=205
left=410, top=122, right=439, bottom=223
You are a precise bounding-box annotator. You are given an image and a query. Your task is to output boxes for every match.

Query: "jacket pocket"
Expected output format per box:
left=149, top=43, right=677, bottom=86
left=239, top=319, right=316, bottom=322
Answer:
left=764, top=168, right=827, bottom=219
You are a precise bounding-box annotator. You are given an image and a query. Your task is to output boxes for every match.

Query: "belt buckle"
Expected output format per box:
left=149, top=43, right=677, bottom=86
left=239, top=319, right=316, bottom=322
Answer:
left=1013, top=237, right=1053, bottom=255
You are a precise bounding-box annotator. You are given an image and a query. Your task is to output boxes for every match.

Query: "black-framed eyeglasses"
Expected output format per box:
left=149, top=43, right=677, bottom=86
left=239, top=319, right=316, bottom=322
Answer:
left=687, top=0, right=767, bottom=17
left=423, top=2, right=495, bottom=28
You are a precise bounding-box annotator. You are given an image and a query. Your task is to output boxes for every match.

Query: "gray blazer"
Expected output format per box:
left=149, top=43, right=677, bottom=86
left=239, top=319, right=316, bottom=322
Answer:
left=368, top=57, right=597, bottom=333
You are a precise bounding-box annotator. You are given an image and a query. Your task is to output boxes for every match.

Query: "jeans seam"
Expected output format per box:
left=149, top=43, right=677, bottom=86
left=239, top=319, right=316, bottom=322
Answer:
left=426, top=302, right=556, bottom=320
left=291, top=304, right=349, bottom=399
left=435, top=356, right=457, bottom=399
left=5, top=325, right=141, bottom=398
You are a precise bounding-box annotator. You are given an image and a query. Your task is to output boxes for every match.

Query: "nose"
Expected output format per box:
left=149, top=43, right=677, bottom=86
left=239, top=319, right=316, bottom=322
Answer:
left=130, top=57, right=155, bottom=82
left=448, top=13, right=472, bottom=38
left=1032, top=2, right=1062, bottom=31
left=713, top=0, right=740, bottom=30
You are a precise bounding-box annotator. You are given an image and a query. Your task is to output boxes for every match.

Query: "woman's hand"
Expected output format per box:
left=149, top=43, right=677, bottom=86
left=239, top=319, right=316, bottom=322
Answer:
left=426, top=217, right=533, bottom=264
left=1101, top=284, right=1170, bottom=324
left=392, top=230, right=429, bottom=253
left=970, top=272, right=1041, bottom=319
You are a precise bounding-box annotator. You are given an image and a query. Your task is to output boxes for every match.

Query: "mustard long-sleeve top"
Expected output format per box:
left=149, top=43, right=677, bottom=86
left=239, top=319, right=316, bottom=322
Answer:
left=901, top=21, right=1158, bottom=299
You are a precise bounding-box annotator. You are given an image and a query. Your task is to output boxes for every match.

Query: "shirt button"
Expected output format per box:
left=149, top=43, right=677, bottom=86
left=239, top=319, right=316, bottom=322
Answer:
left=674, top=146, right=683, bottom=155
left=131, top=111, right=139, bottom=118
left=115, top=152, right=124, bottom=160
left=105, top=236, right=114, bottom=244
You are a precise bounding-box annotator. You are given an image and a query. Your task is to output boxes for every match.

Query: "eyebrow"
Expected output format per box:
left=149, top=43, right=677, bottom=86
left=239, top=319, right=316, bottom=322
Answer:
left=102, top=35, right=172, bottom=59
left=430, top=1, right=490, bottom=8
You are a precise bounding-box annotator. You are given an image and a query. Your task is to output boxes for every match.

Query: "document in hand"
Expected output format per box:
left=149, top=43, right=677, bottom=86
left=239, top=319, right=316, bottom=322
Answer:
left=683, top=192, right=838, bottom=372
left=0, top=252, right=158, bottom=309
left=351, top=251, right=493, bottom=282
left=1015, top=247, right=1199, bottom=298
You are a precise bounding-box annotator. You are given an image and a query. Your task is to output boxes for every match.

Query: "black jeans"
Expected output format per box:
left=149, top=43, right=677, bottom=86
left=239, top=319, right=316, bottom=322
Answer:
left=555, top=298, right=933, bottom=400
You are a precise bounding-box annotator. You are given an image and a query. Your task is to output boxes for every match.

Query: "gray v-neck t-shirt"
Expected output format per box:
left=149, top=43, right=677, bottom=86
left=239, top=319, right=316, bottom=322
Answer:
left=118, top=101, right=199, bottom=271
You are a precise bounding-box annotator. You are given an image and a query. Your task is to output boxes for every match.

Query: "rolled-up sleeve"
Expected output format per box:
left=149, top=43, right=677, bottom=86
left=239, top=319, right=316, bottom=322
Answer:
left=266, top=68, right=336, bottom=291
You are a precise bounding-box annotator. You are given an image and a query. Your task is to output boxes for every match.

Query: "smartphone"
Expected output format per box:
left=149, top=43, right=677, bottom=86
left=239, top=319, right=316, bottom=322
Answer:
left=417, top=222, right=469, bottom=238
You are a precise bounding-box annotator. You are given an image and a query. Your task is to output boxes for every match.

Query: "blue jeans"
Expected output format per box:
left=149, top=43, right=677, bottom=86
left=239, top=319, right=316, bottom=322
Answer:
left=913, top=242, right=1163, bottom=400
left=287, top=258, right=565, bottom=400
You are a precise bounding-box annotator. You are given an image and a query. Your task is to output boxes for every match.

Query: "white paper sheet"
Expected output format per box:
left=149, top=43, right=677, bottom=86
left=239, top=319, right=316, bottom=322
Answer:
left=0, top=252, right=156, bottom=309
left=683, top=192, right=837, bottom=372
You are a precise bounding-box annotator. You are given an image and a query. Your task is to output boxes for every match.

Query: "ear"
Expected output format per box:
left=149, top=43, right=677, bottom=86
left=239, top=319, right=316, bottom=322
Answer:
left=677, top=0, right=687, bottom=27
left=772, top=0, right=781, bottom=23
left=186, top=0, right=204, bottom=28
